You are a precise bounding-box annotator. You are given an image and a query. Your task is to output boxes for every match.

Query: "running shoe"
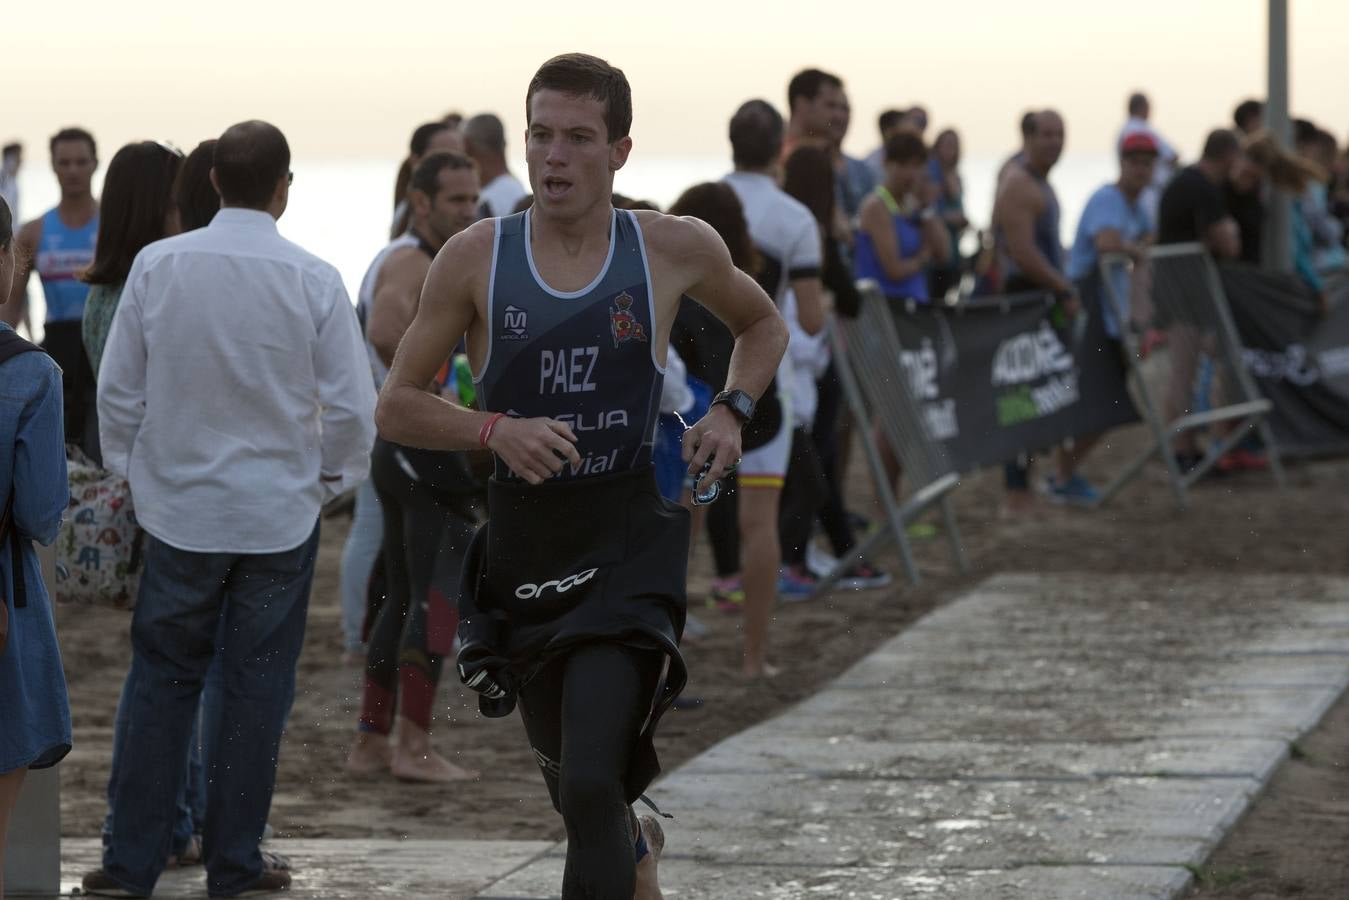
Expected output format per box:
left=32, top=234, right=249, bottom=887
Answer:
left=836, top=561, right=893, bottom=591
left=706, top=576, right=744, bottom=614
left=1217, top=447, right=1269, bottom=473
left=1044, top=473, right=1101, bottom=506
left=778, top=564, right=818, bottom=601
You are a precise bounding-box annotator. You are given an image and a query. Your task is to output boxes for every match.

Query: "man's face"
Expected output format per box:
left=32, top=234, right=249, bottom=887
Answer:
left=799, top=83, right=846, bottom=143
left=51, top=139, right=97, bottom=196
left=829, top=93, right=852, bottom=146
left=1028, top=113, right=1065, bottom=171
left=526, top=89, right=630, bottom=221
left=1119, top=153, right=1156, bottom=193
left=422, top=167, right=481, bottom=245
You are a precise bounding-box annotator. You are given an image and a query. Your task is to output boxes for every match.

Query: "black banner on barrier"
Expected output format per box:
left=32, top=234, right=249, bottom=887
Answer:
left=1220, top=264, right=1349, bottom=458
left=888, top=290, right=1139, bottom=472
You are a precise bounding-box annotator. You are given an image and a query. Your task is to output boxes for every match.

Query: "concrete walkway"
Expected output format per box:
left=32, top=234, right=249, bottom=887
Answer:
left=50, top=573, right=1349, bottom=899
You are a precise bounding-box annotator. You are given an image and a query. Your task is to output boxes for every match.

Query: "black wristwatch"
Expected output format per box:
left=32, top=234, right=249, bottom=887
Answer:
left=711, top=389, right=755, bottom=425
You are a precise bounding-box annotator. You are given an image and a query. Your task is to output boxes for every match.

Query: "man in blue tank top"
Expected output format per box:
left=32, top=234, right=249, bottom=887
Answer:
left=378, top=53, right=787, bottom=900
left=2, top=127, right=100, bottom=457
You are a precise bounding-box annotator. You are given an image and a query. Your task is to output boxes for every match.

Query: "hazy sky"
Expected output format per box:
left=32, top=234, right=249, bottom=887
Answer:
left=5, top=0, right=1345, bottom=167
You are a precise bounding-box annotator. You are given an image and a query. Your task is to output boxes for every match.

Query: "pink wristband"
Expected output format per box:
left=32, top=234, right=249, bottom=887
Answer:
left=479, top=412, right=508, bottom=449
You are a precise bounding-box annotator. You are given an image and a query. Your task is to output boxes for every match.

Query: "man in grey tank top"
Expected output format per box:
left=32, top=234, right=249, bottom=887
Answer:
left=377, top=53, right=787, bottom=899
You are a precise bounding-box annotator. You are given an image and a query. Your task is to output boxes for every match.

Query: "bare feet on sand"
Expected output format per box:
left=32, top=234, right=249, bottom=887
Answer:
left=391, top=746, right=479, bottom=783
left=634, top=814, right=665, bottom=900
left=345, top=730, right=393, bottom=775
left=741, top=660, right=782, bottom=680
left=391, top=717, right=478, bottom=783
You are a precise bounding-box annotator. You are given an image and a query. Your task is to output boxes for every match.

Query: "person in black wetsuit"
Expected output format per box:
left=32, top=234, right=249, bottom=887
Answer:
left=344, top=151, right=485, bottom=784
left=377, top=53, right=787, bottom=900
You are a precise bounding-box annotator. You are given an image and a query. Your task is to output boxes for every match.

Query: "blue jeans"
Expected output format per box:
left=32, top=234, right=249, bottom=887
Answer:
left=338, top=477, right=383, bottom=652
left=104, top=655, right=221, bottom=856
left=102, top=523, right=319, bottom=897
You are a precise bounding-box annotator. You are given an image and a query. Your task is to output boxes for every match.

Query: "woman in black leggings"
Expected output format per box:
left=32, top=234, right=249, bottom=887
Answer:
left=347, top=438, right=483, bottom=782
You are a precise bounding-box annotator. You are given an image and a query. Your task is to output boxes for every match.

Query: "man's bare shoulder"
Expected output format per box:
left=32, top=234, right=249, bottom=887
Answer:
left=633, top=210, right=721, bottom=261
left=427, top=219, right=497, bottom=285
left=17, top=217, right=42, bottom=248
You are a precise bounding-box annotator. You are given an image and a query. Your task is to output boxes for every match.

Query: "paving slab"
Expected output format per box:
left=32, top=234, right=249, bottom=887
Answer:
left=477, top=573, right=1349, bottom=899
left=480, top=859, right=1193, bottom=900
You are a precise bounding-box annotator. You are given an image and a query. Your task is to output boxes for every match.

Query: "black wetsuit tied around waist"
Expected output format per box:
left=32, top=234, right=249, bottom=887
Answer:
left=457, top=464, right=689, bottom=802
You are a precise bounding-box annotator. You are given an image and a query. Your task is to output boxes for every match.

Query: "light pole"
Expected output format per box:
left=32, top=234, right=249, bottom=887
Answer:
left=1264, top=0, right=1292, bottom=270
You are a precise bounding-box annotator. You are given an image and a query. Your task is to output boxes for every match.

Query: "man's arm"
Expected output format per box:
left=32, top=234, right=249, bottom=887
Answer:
left=788, top=215, right=826, bottom=336
left=0, top=219, right=38, bottom=328
left=675, top=217, right=789, bottom=482
left=1203, top=218, right=1241, bottom=259
left=1093, top=228, right=1148, bottom=263
left=313, top=272, right=377, bottom=498
left=96, top=259, right=149, bottom=478
left=365, top=248, right=430, bottom=367
left=999, top=172, right=1074, bottom=295
left=375, top=221, right=581, bottom=485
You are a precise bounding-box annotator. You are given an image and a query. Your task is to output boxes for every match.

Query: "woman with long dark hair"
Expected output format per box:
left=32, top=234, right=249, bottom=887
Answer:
left=668, top=183, right=758, bottom=611
left=81, top=141, right=183, bottom=376
left=173, top=140, right=220, bottom=233
left=779, top=147, right=887, bottom=592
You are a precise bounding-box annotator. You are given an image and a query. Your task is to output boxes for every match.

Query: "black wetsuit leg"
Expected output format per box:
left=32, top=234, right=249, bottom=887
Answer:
left=518, top=643, right=663, bottom=900
left=360, top=440, right=474, bottom=733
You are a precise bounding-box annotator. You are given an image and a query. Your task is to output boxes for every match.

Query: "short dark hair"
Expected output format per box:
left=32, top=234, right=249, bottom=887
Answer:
left=878, top=109, right=905, bottom=136
left=174, top=140, right=220, bottom=232
left=1293, top=118, right=1319, bottom=146
left=410, top=150, right=476, bottom=198
left=410, top=121, right=454, bottom=157
left=1019, top=110, right=1037, bottom=138
left=1202, top=128, right=1240, bottom=162
left=0, top=195, right=12, bottom=250
left=463, top=114, right=507, bottom=157
left=782, top=146, right=835, bottom=228
left=213, top=120, right=291, bottom=209
left=729, top=99, right=783, bottom=169
left=83, top=142, right=183, bottom=285
left=883, top=127, right=928, bottom=165
left=50, top=127, right=96, bottom=159
left=526, top=53, right=632, bottom=142
left=787, top=69, right=843, bottom=114
left=1127, top=92, right=1149, bottom=116
left=1, top=143, right=19, bottom=158
left=1233, top=99, right=1263, bottom=131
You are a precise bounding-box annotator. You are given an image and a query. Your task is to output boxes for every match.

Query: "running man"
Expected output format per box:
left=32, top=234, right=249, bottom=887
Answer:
left=377, top=53, right=787, bottom=899
left=345, top=150, right=483, bottom=783
left=1, top=128, right=100, bottom=457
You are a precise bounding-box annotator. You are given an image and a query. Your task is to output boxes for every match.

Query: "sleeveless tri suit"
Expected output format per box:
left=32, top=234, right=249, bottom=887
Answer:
left=456, top=208, right=690, bottom=801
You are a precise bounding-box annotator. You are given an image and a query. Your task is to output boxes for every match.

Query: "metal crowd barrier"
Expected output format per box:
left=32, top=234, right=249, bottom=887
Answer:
left=1097, top=243, right=1285, bottom=509
left=815, top=281, right=968, bottom=592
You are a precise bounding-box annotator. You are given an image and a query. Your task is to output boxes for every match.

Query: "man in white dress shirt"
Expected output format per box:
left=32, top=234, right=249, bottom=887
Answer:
left=84, top=120, right=376, bottom=899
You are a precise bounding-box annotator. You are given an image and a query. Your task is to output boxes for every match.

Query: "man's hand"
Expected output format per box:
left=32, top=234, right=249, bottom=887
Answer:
left=486, top=416, right=581, bottom=485
left=1057, top=287, right=1081, bottom=320
left=682, top=404, right=743, bottom=485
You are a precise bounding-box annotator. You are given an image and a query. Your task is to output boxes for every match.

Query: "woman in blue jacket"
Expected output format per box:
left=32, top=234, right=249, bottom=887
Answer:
left=0, top=194, right=72, bottom=896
